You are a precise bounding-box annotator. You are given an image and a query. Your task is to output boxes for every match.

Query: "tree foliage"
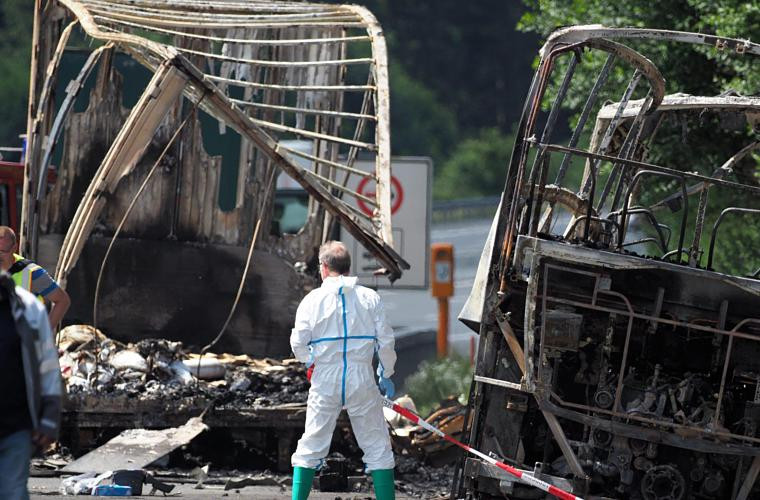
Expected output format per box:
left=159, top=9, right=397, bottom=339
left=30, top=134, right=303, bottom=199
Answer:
left=404, top=355, right=472, bottom=418
left=519, top=0, right=760, bottom=103
left=0, top=0, right=32, bottom=149
left=361, top=0, right=538, bottom=135
left=354, top=0, right=539, bottom=198
left=389, top=61, right=458, bottom=166
left=434, top=127, right=515, bottom=201
left=519, top=0, right=760, bottom=275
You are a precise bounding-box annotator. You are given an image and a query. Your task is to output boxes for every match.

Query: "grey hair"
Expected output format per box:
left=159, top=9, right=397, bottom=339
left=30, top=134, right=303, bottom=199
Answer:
left=318, top=241, right=351, bottom=275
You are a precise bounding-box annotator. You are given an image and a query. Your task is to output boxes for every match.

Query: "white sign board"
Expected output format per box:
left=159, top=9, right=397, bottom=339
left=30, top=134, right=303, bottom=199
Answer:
left=341, top=156, right=432, bottom=289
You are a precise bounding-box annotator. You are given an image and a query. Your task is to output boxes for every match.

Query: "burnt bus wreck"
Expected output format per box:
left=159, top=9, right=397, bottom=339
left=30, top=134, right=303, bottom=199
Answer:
left=456, top=27, right=760, bottom=499
left=24, top=0, right=406, bottom=355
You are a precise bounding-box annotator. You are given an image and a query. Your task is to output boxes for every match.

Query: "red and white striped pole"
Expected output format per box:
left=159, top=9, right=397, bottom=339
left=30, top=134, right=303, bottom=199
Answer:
left=382, top=398, right=584, bottom=500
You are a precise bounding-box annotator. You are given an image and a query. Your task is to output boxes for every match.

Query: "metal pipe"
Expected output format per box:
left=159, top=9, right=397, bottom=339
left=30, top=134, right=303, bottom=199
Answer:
left=564, top=215, right=619, bottom=239
left=526, top=54, right=578, bottom=193
left=607, top=96, right=653, bottom=213
left=608, top=206, right=668, bottom=252
left=276, top=144, right=374, bottom=179
left=618, top=170, right=688, bottom=261
left=248, top=117, right=376, bottom=150
left=621, top=237, right=659, bottom=248
left=581, top=70, right=641, bottom=195
left=689, top=185, right=710, bottom=267
left=538, top=142, right=760, bottom=196
left=302, top=169, right=378, bottom=206
left=177, top=45, right=372, bottom=67
left=205, top=75, right=374, bottom=92
left=529, top=153, right=552, bottom=236
left=555, top=53, right=615, bottom=185
left=231, top=98, right=377, bottom=121
left=582, top=164, right=597, bottom=241
left=95, top=15, right=371, bottom=45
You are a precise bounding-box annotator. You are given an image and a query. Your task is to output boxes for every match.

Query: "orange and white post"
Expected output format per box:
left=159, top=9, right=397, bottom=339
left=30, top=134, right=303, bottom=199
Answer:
left=430, top=243, right=454, bottom=358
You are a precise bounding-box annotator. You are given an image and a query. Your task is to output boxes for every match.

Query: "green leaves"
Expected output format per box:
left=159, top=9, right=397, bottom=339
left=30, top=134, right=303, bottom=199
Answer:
left=434, top=127, right=516, bottom=201
left=389, top=62, right=458, bottom=167
left=519, top=0, right=760, bottom=98
left=0, top=0, right=32, bottom=148
left=403, top=355, right=473, bottom=418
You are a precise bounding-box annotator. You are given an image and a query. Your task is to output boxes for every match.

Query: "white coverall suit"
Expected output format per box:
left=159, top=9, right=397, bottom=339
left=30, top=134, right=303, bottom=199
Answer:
left=290, top=275, right=396, bottom=472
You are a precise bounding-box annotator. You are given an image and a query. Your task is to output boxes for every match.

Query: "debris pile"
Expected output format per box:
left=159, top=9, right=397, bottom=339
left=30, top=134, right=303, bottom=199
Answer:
left=396, top=455, right=456, bottom=499
left=57, top=325, right=309, bottom=406
left=55, top=326, right=462, bottom=498
left=386, top=396, right=469, bottom=467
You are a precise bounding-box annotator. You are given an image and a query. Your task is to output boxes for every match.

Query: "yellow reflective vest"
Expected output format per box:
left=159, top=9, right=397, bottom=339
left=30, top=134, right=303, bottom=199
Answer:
left=9, top=253, right=46, bottom=302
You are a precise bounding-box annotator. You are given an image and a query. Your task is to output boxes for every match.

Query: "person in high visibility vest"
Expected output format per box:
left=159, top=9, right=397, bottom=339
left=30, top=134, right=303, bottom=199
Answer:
left=290, top=241, right=397, bottom=500
left=0, top=226, right=70, bottom=329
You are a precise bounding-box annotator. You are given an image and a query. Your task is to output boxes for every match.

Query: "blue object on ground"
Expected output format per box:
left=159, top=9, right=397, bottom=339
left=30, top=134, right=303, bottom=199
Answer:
left=92, top=484, right=132, bottom=496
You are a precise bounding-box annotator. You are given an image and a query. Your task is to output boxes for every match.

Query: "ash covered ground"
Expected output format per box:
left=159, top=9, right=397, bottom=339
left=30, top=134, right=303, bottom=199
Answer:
left=55, top=327, right=457, bottom=499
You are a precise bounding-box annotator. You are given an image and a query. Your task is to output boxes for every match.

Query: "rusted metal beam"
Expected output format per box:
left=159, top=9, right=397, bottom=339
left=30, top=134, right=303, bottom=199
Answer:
left=496, top=314, right=526, bottom=376
left=543, top=25, right=760, bottom=57
left=737, top=456, right=760, bottom=500
left=173, top=55, right=408, bottom=278
left=20, top=0, right=44, bottom=256
left=348, top=4, right=393, bottom=245
left=539, top=142, right=760, bottom=196
left=58, top=0, right=401, bottom=272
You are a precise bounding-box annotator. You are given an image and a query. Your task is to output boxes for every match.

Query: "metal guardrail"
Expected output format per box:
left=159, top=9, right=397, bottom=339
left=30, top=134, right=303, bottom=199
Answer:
left=432, top=196, right=500, bottom=223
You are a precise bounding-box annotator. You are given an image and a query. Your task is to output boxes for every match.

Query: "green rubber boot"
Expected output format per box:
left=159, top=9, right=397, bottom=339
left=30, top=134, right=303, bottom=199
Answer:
left=371, top=468, right=395, bottom=500
left=292, top=466, right=315, bottom=500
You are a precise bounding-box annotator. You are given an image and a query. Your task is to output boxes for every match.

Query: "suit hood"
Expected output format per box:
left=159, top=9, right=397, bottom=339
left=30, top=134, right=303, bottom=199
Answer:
left=321, top=275, right=358, bottom=292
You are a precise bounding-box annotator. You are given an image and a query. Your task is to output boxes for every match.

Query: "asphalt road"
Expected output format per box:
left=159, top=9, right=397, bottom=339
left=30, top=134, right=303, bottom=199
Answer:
left=379, top=217, right=493, bottom=357
left=29, top=476, right=418, bottom=499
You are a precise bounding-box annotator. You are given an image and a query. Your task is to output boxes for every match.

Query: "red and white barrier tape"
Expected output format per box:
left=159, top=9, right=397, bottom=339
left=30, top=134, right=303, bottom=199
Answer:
left=382, top=397, right=584, bottom=500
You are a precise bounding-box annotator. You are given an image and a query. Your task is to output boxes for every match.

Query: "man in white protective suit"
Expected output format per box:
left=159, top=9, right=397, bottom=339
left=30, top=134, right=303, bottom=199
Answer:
left=290, top=241, right=397, bottom=500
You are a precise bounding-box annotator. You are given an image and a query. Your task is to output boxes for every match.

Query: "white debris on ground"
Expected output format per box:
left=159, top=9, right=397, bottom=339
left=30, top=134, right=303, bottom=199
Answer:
left=56, top=325, right=310, bottom=405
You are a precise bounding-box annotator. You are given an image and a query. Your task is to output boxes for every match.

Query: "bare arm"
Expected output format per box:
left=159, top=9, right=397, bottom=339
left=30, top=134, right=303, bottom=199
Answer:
left=46, top=287, right=70, bottom=329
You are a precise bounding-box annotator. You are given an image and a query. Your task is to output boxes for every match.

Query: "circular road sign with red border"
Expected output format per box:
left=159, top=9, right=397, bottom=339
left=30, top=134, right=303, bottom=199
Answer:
left=356, top=176, right=404, bottom=216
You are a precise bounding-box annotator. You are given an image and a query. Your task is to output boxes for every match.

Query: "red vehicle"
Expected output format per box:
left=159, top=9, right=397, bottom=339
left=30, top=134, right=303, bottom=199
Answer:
left=0, top=159, right=24, bottom=232
left=0, top=148, right=56, bottom=233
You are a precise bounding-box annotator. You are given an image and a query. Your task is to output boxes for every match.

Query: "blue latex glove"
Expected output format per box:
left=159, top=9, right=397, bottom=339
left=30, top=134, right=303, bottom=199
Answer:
left=378, top=376, right=395, bottom=398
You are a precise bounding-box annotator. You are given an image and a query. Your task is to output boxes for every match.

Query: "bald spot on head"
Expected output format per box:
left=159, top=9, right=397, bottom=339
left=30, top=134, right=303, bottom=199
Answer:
left=318, top=241, right=351, bottom=275
left=0, top=226, right=15, bottom=251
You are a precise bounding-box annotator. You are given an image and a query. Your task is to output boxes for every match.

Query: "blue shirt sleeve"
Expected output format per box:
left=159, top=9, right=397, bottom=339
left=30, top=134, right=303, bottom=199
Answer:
left=30, top=266, right=59, bottom=298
